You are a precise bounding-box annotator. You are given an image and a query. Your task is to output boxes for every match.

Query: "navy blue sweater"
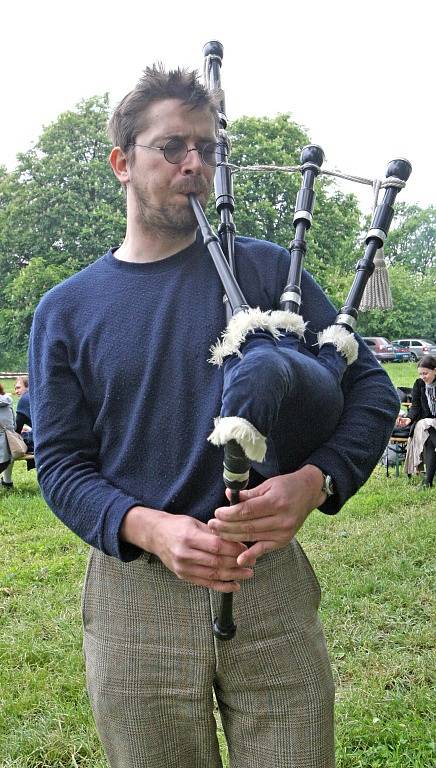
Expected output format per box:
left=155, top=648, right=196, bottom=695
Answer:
left=29, top=235, right=399, bottom=560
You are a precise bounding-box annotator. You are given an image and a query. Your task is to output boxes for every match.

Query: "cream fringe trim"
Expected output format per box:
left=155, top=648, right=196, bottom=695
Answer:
left=209, top=308, right=305, bottom=366
left=269, top=311, right=306, bottom=337
left=317, top=325, right=359, bottom=365
left=208, top=416, right=267, bottom=463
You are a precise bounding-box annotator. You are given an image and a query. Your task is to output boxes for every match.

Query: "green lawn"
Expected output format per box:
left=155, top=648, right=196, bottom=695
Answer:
left=1, top=363, right=434, bottom=767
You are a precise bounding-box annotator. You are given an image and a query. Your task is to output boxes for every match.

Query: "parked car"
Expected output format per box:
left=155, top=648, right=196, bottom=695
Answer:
left=362, top=337, right=395, bottom=362
left=391, top=343, right=411, bottom=363
left=390, top=338, right=436, bottom=362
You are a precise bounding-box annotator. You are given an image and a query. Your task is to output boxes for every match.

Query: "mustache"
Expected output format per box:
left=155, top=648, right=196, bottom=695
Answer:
left=173, top=179, right=209, bottom=196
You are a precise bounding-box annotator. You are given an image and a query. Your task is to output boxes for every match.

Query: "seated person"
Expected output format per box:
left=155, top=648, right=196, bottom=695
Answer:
left=14, top=375, right=35, bottom=470
left=15, top=375, right=33, bottom=448
left=0, top=384, right=15, bottom=489
left=398, top=355, right=436, bottom=488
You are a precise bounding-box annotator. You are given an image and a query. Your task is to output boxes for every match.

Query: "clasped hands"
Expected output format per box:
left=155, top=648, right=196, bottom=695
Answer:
left=124, top=465, right=325, bottom=593
left=208, top=465, right=325, bottom=568
left=155, top=466, right=324, bottom=592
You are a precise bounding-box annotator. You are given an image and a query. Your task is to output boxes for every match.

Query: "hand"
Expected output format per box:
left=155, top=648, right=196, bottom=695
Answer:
left=208, top=465, right=326, bottom=567
left=396, top=416, right=411, bottom=427
left=120, top=506, right=254, bottom=592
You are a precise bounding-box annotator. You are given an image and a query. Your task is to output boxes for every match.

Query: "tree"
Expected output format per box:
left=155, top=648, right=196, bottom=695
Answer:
left=2, top=104, right=430, bottom=367
left=0, top=94, right=124, bottom=281
left=383, top=203, right=435, bottom=275
left=218, top=114, right=362, bottom=295
left=0, top=95, right=125, bottom=366
left=1, top=258, right=73, bottom=354
left=357, top=264, right=436, bottom=339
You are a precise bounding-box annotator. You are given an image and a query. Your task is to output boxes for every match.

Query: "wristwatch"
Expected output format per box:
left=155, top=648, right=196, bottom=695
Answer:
left=320, top=472, right=335, bottom=497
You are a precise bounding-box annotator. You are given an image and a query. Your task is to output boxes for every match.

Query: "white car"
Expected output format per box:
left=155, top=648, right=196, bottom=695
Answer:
left=390, top=338, right=436, bottom=362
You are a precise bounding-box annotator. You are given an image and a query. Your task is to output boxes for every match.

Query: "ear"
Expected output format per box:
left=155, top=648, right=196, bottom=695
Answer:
left=109, top=147, right=130, bottom=184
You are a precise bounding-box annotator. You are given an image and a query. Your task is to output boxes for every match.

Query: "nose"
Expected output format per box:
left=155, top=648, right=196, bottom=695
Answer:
left=180, top=147, right=204, bottom=174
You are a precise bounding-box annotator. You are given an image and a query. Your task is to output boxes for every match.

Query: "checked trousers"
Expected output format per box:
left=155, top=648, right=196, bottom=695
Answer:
left=82, top=540, right=335, bottom=768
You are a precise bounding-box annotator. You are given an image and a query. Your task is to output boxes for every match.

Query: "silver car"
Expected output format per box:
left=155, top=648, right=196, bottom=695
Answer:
left=391, top=338, right=436, bottom=362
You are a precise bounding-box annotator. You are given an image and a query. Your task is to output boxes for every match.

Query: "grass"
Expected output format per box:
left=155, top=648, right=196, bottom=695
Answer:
left=1, top=363, right=435, bottom=767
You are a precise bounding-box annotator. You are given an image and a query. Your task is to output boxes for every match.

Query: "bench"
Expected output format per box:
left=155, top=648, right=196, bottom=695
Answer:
left=385, top=401, right=412, bottom=478
left=386, top=437, right=409, bottom=478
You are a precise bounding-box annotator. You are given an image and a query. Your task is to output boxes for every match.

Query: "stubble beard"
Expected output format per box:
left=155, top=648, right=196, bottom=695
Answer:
left=132, top=179, right=211, bottom=238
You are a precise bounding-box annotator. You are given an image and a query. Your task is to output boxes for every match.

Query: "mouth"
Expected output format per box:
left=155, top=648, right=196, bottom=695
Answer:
left=174, top=180, right=209, bottom=197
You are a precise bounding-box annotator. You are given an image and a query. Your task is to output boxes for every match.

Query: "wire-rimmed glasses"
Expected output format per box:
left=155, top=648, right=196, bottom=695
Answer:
left=128, top=137, right=225, bottom=167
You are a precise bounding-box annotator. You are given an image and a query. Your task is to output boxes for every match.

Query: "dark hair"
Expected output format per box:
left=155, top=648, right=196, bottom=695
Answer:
left=0, top=384, right=4, bottom=395
left=108, top=65, right=219, bottom=159
left=419, top=355, right=436, bottom=370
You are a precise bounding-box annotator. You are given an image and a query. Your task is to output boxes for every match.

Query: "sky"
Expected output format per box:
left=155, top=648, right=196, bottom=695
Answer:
left=1, top=0, right=434, bottom=214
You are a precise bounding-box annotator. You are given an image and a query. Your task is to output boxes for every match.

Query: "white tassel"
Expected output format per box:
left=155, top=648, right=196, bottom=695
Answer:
left=208, top=416, right=267, bottom=462
left=318, top=325, right=359, bottom=365
left=360, top=247, right=393, bottom=311
left=361, top=181, right=393, bottom=311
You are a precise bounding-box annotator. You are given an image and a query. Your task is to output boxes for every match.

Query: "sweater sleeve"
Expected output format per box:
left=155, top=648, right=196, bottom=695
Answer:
left=406, top=379, right=421, bottom=424
left=29, top=304, right=143, bottom=561
left=15, top=412, right=26, bottom=434
left=299, top=271, right=400, bottom=513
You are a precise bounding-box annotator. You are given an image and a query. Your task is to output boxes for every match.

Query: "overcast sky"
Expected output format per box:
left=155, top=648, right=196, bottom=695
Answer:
left=1, top=0, right=434, bottom=213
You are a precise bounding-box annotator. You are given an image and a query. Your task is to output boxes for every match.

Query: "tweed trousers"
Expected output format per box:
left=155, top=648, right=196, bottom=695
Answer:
left=82, top=540, right=335, bottom=768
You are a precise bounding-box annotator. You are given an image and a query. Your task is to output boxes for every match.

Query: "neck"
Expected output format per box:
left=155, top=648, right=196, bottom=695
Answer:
left=115, top=224, right=197, bottom=263
left=115, top=206, right=196, bottom=263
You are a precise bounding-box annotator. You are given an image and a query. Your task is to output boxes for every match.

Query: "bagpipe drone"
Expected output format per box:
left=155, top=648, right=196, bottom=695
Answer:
left=190, top=41, right=411, bottom=640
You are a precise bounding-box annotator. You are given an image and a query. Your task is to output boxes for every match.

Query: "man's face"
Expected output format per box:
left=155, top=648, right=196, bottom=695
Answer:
left=15, top=380, right=26, bottom=396
left=127, top=99, right=216, bottom=236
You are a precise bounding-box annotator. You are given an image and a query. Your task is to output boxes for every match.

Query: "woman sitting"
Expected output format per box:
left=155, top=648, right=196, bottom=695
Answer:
left=398, top=355, right=436, bottom=488
left=0, top=384, right=15, bottom=489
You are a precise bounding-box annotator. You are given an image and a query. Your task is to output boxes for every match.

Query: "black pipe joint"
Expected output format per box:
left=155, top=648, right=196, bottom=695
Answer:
left=295, top=188, right=315, bottom=216
left=369, top=204, right=394, bottom=237
left=223, top=440, right=250, bottom=491
left=289, top=238, right=307, bottom=254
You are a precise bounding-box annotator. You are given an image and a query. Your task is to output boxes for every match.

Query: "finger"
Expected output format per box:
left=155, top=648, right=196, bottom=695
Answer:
left=209, top=529, right=276, bottom=544
left=209, top=515, right=280, bottom=538
left=189, top=528, right=248, bottom=557
left=170, top=544, right=252, bottom=576
left=214, top=496, right=274, bottom=522
left=185, top=551, right=255, bottom=577
left=225, top=482, right=270, bottom=503
left=234, top=547, right=258, bottom=567
left=175, top=561, right=254, bottom=585
left=236, top=540, right=277, bottom=565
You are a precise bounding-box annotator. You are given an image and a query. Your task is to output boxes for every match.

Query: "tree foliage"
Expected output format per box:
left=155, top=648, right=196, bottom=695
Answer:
left=383, top=202, right=435, bottom=274
left=0, top=100, right=433, bottom=368
left=223, top=114, right=362, bottom=292
left=0, top=95, right=125, bottom=275
left=357, top=264, right=436, bottom=340
left=0, top=95, right=125, bottom=365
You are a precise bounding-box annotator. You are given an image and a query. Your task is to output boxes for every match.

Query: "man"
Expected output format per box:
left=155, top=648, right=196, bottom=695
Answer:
left=14, top=375, right=32, bottom=433
left=0, top=376, right=32, bottom=489
left=14, top=374, right=28, bottom=398
left=29, top=66, right=399, bottom=767
left=14, top=375, right=35, bottom=469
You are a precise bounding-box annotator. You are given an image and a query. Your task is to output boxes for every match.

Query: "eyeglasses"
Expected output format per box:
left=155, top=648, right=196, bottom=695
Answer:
left=128, top=137, right=225, bottom=167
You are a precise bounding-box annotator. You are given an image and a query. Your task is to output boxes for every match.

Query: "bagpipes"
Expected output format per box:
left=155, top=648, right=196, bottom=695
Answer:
left=190, top=41, right=411, bottom=640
